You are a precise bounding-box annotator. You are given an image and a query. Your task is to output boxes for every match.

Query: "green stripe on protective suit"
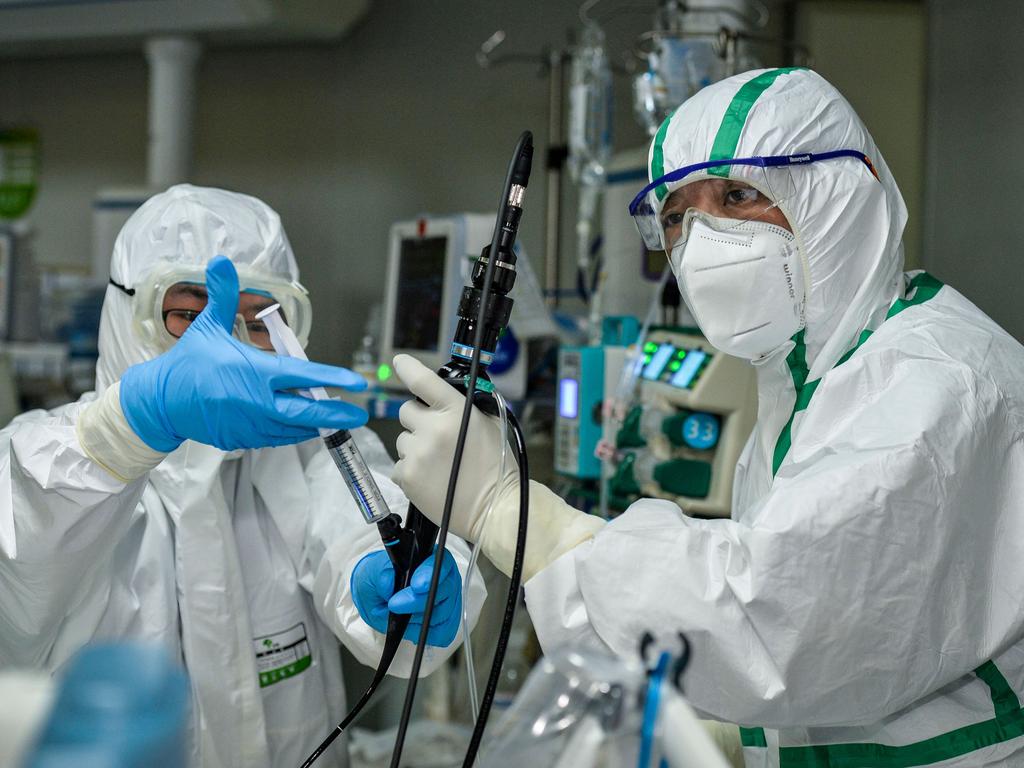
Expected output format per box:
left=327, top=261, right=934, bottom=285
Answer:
left=741, top=726, right=769, bottom=748
left=780, top=714, right=1024, bottom=767
left=742, top=661, right=1024, bottom=766
left=707, top=67, right=805, bottom=177
left=772, top=271, right=943, bottom=475
left=651, top=110, right=676, bottom=201
left=649, top=67, right=804, bottom=199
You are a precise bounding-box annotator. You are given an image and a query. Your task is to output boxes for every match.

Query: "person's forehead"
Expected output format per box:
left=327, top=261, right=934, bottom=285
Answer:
left=237, top=291, right=276, bottom=309
left=166, top=282, right=206, bottom=300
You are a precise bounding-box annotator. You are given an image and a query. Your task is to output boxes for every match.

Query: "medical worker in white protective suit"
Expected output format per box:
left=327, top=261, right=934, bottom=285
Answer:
left=392, top=68, right=1024, bottom=767
left=0, top=185, right=485, bottom=768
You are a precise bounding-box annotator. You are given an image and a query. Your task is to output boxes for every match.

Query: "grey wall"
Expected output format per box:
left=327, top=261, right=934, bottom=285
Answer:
left=796, top=0, right=925, bottom=268
left=0, top=0, right=653, bottom=366
left=924, top=0, right=1024, bottom=341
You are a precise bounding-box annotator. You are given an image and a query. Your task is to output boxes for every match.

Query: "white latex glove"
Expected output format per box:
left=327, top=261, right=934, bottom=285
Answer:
left=698, top=719, right=744, bottom=768
left=392, top=354, right=604, bottom=581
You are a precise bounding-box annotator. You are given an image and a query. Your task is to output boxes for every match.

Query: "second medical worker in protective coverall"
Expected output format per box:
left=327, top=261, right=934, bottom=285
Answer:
left=0, top=185, right=485, bottom=768
left=392, top=68, right=1024, bottom=766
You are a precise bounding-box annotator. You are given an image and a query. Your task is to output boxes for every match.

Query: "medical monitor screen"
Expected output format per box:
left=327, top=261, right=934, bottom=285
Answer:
left=558, top=378, right=579, bottom=419
left=669, top=349, right=708, bottom=389
left=642, top=343, right=676, bottom=380
left=393, top=236, right=447, bottom=351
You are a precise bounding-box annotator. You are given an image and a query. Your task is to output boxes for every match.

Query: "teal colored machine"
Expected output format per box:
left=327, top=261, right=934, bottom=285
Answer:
left=555, top=345, right=606, bottom=479
left=555, top=317, right=639, bottom=481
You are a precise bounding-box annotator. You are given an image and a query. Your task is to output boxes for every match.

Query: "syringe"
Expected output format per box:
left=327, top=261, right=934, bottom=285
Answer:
left=256, top=304, right=390, bottom=524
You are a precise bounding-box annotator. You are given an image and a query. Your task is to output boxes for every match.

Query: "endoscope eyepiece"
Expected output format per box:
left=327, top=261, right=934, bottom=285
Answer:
left=510, top=135, right=533, bottom=188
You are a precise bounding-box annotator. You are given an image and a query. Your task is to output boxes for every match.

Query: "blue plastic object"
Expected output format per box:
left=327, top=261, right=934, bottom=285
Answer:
left=25, top=643, right=189, bottom=768
left=351, top=547, right=463, bottom=648
left=120, top=256, right=368, bottom=452
left=637, top=650, right=672, bottom=768
left=681, top=412, right=720, bottom=450
left=488, top=327, right=520, bottom=376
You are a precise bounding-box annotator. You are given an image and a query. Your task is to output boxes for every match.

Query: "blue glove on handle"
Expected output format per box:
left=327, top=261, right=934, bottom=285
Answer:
left=351, top=547, right=463, bottom=648
left=120, top=256, right=368, bottom=452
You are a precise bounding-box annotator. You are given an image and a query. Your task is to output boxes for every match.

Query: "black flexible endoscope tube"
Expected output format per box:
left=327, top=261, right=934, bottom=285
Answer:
left=298, top=517, right=430, bottom=766
left=461, top=410, right=530, bottom=767
left=388, top=131, right=534, bottom=768
left=297, top=634, right=398, bottom=768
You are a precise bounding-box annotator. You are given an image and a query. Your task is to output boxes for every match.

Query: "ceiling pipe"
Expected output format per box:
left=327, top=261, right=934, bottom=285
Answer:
left=144, top=36, right=201, bottom=189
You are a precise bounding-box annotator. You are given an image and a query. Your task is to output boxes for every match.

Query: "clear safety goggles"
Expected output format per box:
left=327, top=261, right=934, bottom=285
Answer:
left=627, top=150, right=878, bottom=252
left=129, top=263, right=313, bottom=351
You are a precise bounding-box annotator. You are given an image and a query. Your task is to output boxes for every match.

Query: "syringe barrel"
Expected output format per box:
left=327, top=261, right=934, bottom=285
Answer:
left=323, top=429, right=390, bottom=524
left=257, top=302, right=392, bottom=526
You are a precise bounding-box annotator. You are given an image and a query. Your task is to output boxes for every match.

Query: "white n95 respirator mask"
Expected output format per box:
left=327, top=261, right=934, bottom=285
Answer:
left=671, top=210, right=806, bottom=360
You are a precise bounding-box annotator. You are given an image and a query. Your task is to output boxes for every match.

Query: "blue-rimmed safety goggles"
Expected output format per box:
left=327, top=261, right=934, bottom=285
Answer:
left=627, top=150, right=878, bottom=250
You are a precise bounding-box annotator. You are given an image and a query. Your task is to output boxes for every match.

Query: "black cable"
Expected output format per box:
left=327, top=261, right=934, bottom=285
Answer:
left=299, top=513, right=430, bottom=766
left=299, top=562, right=411, bottom=767
left=388, top=131, right=533, bottom=768
left=461, top=408, right=529, bottom=767
left=298, top=643, right=395, bottom=767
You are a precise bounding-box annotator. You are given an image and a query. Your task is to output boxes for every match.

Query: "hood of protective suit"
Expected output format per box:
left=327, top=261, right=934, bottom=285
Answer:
left=648, top=68, right=907, bottom=377
left=96, top=184, right=302, bottom=392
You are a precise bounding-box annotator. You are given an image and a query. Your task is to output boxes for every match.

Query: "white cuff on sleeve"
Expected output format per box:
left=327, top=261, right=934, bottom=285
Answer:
left=76, top=382, right=167, bottom=483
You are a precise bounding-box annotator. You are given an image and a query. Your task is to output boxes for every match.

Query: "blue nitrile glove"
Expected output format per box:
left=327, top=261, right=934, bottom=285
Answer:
left=351, top=547, right=463, bottom=648
left=120, top=256, right=368, bottom=452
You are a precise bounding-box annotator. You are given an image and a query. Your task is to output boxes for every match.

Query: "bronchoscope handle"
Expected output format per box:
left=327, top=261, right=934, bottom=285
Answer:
left=377, top=512, right=436, bottom=598
left=388, top=368, right=496, bottom=609
left=435, top=362, right=502, bottom=416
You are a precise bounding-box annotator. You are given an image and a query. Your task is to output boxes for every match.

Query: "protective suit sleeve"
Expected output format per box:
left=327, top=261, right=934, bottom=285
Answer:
left=300, top=428, right=487, bottom=677
left=0, top=400, right=150, bottom=666
left=77, top=382, right=167, bottom=482
left=525, top=352, right=1024, bottom=729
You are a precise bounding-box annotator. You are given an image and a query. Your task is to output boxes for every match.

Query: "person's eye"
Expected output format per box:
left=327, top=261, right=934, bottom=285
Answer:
left=182, top=310, right=200, bottom=322
left=661, top=211, right=685, bottom=229
left=725, top=187, right=762, bottom=206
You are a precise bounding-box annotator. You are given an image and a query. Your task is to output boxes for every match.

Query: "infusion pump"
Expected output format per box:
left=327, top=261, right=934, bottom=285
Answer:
left=612, top=329, right=756, bottom=517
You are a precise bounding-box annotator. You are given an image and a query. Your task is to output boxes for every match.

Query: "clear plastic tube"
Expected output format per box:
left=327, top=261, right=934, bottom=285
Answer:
left=461, top=388, right=510, bottom=721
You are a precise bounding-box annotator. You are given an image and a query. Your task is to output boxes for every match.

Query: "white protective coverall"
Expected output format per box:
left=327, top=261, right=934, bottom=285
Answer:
left=525, top=69, right=1024, bottom=766
left=0, top=186, right=485, bottom=768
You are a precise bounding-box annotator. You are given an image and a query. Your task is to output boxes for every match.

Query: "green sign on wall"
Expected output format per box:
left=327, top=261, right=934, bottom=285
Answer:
left=0, top=129, right=39, bottom=220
